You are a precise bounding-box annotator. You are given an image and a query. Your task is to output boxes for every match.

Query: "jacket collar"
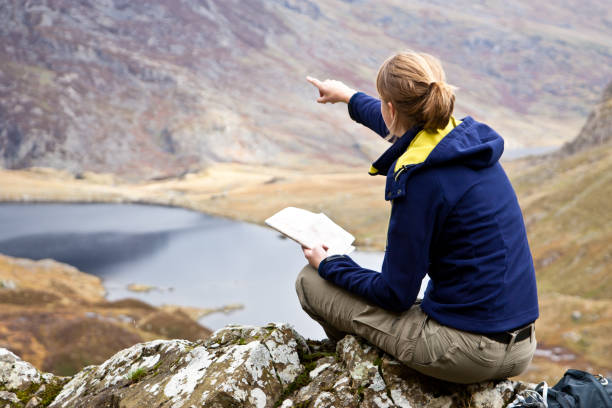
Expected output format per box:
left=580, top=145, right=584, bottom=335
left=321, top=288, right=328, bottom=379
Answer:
left=368, top=125, right=422, bottom=176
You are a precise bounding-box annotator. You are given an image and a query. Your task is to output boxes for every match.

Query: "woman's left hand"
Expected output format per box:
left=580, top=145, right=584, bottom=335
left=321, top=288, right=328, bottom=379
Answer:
left=302, top=244, right=329, bottom=269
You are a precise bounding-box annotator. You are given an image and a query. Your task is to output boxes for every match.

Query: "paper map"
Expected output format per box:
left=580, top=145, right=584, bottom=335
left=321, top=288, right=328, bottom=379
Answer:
left=265, top=207, right=355, bottom=255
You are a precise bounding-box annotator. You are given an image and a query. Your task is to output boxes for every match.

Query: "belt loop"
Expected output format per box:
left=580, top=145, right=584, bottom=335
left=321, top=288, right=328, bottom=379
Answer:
left=530, top=324, right=535, bottom=343
left=506, top=331, right=518, bottom=352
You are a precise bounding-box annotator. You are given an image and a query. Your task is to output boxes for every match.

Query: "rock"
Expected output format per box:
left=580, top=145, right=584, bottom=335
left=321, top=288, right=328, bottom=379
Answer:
left=571, top=310, right=582, bottom=321
left=50, top=323, right=306, bottom=408
left=126, top=283, right=157, bottom=293
left=5, top=324, right=535, bottom=408
left=25, top=396, right=41, bottom=407
left=468, top=380, right=530, bottom=408
left=285, top=334, right=531, bottom=408
left=561, top=80, right=612, bottom=156
left=0, top=348, right=41, bottom=391
left=0, top=348, right=66, bottom=408
left=33, top=384, right=45, bottom=396
left=0, top=391, right=20, bottom=404
left=0, top=280, right=17, bottom=290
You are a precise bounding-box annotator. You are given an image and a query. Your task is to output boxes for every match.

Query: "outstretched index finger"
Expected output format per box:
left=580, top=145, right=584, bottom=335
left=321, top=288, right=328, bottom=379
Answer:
left=306, top=76, right=323, bottom=90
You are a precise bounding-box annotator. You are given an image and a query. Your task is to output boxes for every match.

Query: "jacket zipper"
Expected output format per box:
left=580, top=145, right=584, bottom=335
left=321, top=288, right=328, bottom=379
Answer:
left=394, top=165, right=412, bottom=181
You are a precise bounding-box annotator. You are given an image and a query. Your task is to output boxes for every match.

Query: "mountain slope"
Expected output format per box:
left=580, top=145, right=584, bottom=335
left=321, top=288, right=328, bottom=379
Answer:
left=1, top=0, right=611, bottom=178
left=560, top=81, right=612, bottom=156
left=508, top=81, right=612, bottom=299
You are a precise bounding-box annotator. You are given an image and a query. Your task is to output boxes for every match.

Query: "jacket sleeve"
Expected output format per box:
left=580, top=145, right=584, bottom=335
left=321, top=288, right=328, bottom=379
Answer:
left=318, top=176, right=446, bottom=312
left=347, top=92, right=391, bottom=140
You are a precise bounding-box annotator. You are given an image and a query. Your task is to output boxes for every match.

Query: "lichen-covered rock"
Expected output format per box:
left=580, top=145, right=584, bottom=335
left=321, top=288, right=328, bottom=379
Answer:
left=468, top=380, right=531, bottom=408
left=0, top=348, right=66, bottom=408
left=293, top=356, right=357, bottom=407
left=0, top=349, right=43, bottom=391
left=49, top=323, right=306, bottom=408
left=279, top=335, right=530, bottom=408
left=0, top=390, right=20, bottom=404
left=5, top=324, right=536, bottom=408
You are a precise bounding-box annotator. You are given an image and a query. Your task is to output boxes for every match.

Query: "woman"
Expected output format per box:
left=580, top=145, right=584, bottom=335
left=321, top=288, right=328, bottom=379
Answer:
left=298, top=51, right=538, bottom=384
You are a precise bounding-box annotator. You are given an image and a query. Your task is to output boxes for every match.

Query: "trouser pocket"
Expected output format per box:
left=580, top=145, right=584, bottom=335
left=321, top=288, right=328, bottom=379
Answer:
left=352, top=304, right=429, bottom=362
left=396, top=309, right=430, bottom=364
left=410, top=317, right=459, bottom=366
left=351, top=305, right=403, bottom=357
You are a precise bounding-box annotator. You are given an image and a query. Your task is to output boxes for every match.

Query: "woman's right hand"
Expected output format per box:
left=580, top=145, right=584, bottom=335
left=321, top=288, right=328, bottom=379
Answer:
left=306, top=76, right=357, bottom=104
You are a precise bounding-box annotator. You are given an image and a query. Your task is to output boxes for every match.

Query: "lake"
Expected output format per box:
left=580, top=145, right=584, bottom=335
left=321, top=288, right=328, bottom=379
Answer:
left=0, top=203, right=404, bottom=339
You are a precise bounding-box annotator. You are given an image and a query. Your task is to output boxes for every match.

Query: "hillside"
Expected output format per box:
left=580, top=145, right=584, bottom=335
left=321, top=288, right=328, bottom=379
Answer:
left=501, top=83, right=612, bottom=382
left=0, top=254, right=212, bottom=376
left=512, top=144, right=611, bottom=298
left=1, top=0, right=611, bottom=178
left=507, top=81, right=612, bottom=299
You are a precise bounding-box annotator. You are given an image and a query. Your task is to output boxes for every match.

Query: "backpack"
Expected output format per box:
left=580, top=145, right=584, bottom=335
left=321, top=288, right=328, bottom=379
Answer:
left=507, top=369, right=612, bottom=408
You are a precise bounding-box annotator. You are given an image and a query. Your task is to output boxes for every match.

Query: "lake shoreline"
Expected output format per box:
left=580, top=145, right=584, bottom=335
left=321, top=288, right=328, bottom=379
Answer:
left=0, top=165, right=391, bottom=251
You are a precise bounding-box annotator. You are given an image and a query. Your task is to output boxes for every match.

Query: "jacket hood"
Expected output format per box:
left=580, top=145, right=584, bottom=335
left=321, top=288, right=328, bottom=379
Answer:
left=427, top=116, right=504, bottom=169
left=370, top=116, right=505, bottom=177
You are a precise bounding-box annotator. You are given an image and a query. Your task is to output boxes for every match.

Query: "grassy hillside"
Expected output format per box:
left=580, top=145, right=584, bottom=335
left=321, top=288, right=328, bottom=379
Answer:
left=505, top=85, right=612, bottom=381
left=0, top=254, right=212, bottom=375
left=507, top=81, right=612, bottom=300
left=507, top=141, right=612, bottom=381
left=508, top=143, right=612, bottom=299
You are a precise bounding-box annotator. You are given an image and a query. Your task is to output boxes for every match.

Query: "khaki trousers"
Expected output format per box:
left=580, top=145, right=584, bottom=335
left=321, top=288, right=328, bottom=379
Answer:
left=295, top=265, right=536, bottom=384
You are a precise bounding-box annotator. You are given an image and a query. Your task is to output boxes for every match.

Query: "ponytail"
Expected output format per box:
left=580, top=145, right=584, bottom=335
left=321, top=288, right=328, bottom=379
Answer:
left=422, top=81, right=455, bottom=130
left=376, top=51, right=457, bottom=132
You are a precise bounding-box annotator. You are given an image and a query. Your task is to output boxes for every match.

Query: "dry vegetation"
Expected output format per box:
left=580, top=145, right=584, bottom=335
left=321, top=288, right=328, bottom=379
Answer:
left=506, top=144, right=612, bottom=299
left=0, top=254, right=212, bottom=376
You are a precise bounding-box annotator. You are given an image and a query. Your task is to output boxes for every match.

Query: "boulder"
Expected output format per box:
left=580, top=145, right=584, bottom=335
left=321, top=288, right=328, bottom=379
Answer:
left=49, top=323, right=306, bottom=408
left=0, top=348, right=66, bottom=408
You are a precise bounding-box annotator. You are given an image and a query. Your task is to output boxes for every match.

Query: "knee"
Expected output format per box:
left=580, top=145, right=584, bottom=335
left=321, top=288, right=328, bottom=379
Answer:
left=295, top=264, right=317, bottom=307
left=295, top=264, right=316, bottom=291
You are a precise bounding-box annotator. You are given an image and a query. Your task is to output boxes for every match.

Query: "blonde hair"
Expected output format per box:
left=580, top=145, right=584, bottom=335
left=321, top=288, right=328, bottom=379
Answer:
left=376, top=51, right=457, bottom=133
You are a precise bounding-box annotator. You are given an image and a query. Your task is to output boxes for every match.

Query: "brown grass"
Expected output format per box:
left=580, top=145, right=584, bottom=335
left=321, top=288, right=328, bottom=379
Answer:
left=0, top=254, right=212, bottom=375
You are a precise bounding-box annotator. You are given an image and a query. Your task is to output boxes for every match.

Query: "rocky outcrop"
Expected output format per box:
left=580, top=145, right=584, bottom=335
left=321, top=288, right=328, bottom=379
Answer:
left=0, top=348, right=67, bottom=408
left=2, top=323, right=533, bottom=408
left=561, top=80, right=612, bottom=156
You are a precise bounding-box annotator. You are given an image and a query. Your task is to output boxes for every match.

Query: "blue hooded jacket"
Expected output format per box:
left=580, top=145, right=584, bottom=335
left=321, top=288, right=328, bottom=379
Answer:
left=318, top=92, right=539, bottom=334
